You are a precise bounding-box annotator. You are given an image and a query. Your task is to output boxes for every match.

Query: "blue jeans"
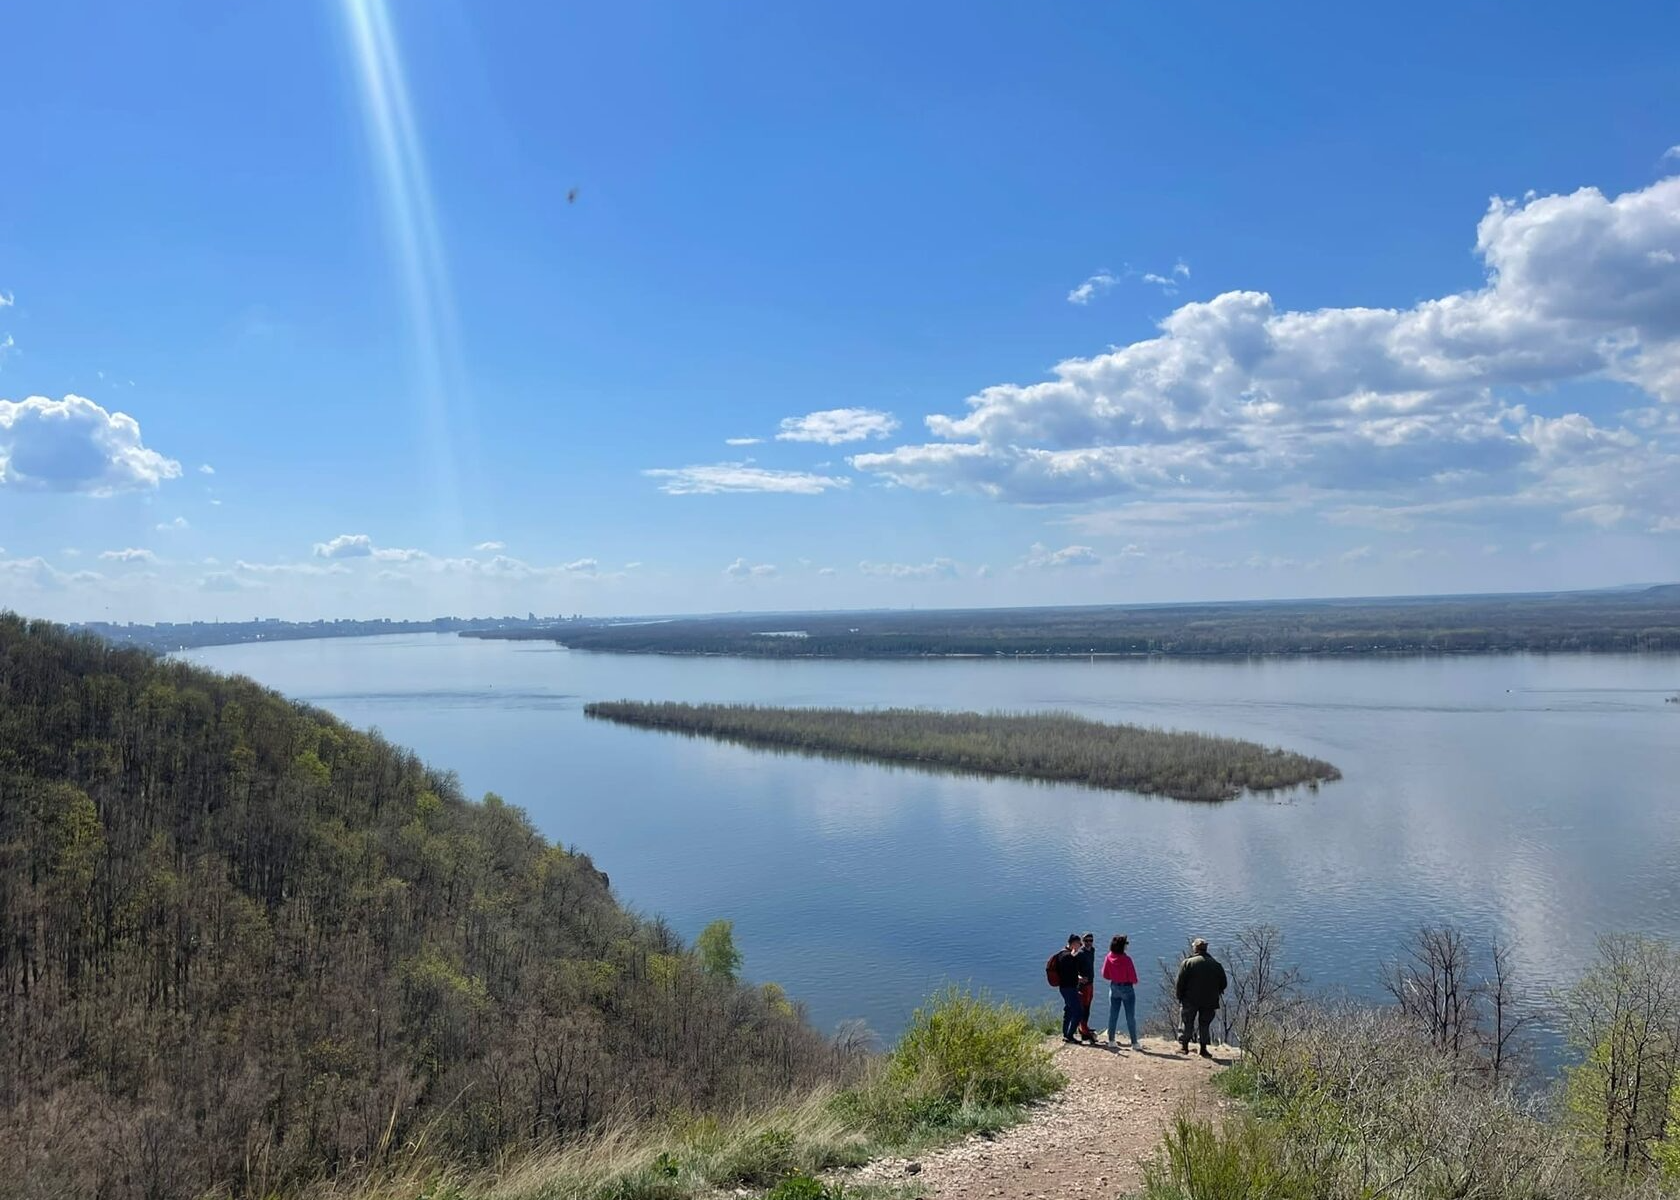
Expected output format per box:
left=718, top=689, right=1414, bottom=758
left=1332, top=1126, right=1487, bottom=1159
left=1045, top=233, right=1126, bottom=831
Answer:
left=1107, top=982, right=1138, bottom=1044
left=1059, top=985, right=1083, bottom=1039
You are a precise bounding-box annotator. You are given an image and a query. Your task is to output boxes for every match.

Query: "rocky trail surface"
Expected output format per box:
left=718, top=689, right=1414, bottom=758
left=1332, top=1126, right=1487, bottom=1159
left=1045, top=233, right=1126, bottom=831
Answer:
left=851, top=1036, right=1233, bottom=1199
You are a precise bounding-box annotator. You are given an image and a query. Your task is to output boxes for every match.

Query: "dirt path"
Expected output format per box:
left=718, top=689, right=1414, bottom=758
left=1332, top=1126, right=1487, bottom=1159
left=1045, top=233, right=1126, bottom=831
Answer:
left=851, top=1036, right=1233, bottom=1199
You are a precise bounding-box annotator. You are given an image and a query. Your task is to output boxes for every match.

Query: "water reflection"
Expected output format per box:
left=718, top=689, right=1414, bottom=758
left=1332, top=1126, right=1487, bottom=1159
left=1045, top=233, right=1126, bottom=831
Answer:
left=183, top=635, right=1680, bottom=1055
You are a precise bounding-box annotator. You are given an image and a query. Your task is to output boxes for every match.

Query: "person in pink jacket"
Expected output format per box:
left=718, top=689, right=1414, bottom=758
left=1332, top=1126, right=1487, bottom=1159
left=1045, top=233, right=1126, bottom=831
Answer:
left=1102, top=934, right=1141, bottom=1049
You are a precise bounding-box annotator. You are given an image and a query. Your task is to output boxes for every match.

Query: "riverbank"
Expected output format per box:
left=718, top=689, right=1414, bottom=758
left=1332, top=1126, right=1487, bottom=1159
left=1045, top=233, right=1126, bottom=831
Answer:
left=584, top=700, right=1341, bottom=801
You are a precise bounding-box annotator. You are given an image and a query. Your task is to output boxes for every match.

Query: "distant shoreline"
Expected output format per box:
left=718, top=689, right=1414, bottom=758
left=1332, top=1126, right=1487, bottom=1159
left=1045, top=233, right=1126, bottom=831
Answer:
left=468, top=584, right=1680, bottom=661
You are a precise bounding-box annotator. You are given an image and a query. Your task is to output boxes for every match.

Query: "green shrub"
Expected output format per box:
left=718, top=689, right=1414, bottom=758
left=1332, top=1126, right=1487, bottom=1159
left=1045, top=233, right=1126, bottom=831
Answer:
left=884, top=985, right=1062, bottom=1107
left=1140, top=1113, right=1312, bottom=1200
left=761, top=1175, right=832, bottom=1200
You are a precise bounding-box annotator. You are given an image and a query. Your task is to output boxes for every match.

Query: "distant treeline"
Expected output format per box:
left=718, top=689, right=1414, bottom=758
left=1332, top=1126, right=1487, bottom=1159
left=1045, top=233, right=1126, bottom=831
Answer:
left=584, top=701, right=1340, bottom=801
left=0, top=616, right=849, bottom=1200
left=475, top=585, right=1680, bottom=659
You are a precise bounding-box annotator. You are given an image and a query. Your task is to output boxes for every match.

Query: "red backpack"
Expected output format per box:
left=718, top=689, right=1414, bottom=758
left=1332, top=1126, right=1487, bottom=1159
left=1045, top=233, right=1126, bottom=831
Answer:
left=1045, top=950, right=1063, bottom=988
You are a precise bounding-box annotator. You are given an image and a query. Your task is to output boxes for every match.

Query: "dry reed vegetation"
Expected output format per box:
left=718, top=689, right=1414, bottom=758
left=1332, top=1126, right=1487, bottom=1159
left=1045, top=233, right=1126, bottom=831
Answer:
left=585, top=701, right=1340, bottom=801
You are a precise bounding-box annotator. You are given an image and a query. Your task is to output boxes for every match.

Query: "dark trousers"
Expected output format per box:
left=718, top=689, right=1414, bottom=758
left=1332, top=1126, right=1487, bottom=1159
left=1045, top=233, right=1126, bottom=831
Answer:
left=1180, top=1002, right=1216, bottom=1048
left=1059, top=985, right=1084, bottom=1040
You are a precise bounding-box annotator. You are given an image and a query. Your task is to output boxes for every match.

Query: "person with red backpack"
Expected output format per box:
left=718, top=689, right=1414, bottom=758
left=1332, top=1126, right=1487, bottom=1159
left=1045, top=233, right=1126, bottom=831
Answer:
left=1047, top=934, right=1087, bottom=1043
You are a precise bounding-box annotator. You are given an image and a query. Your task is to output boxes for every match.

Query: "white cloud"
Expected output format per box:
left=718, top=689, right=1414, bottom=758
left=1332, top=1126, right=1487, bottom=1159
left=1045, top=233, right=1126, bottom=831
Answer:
left=235, top=559, right=350, bottom=578
left=0, top=556, right=99, bottom=590
left=0, top=394, right=181, bottom=494
left=1563, top=503, right=1629, bottom=528
left=724, top=436, right=763, bottom=446
left=1339, top=545, right=1374, bottom=563
left=197, top=463, right=215, bottom=475
left=0, top=291, right=13, bottom=308
left=98, top=548, right=157, bottom=563
left=1067, top=271, right=1118, bottom=305
left=1141, top=261, right=1191, bottom=292
left=623, top=561, right=643, bottom=570
left=474, top=540, right=506, bottom=551
left=775, top=407, right=900, bottom=445
left=313, top=533, right=375, bottom=559
left=199, top=571, right=259, bottom=593
left=156, top=516, right=190, bottom=532
left=1664, top=146, right=1680, bottom=163
left=1021, top=542, right=1099, bottom=569
left=562, top=557, right=599, bottom=573
left=725, top=557, right=777, bottom=579
left=858, top=557, right=959, bottom=580
left=853, top=175, right=1680, bottom=532
left=645, top=462, right=850, bottom=495
left=816, top=565, right=837, bottom=577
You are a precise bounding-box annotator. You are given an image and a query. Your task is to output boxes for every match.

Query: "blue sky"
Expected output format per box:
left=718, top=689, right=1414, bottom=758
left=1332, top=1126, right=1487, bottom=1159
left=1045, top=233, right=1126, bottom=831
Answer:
left=2, top=1, right=1678, bottom=622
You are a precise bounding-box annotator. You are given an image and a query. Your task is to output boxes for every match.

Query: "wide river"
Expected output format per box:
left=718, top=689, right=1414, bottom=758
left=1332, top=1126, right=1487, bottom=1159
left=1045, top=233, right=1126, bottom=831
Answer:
left=184, top=635, right=1680, bottom=1046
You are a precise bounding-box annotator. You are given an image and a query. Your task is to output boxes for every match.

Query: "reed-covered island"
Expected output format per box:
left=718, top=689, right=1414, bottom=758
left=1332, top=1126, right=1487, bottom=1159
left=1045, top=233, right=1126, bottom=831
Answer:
left=584, top=700, right=1341, bottom=801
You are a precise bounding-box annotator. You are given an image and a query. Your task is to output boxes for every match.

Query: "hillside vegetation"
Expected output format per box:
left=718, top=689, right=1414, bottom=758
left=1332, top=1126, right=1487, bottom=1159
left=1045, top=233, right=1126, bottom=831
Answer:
left=476, top=585, right=1680, bottom=659
left=1143, top=928, right=1680, bottom=1200
left=0, top=615, right=853, bottom=1199
left=584, top=701, right=1339, bottom=801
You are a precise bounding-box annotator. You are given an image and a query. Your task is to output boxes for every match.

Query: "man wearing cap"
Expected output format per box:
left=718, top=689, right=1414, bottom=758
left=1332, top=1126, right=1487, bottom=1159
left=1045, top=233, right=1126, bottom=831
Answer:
left=1174, top=937, right=1227, bottom=1057
left=1075, top=932, right=1098, bottom=1044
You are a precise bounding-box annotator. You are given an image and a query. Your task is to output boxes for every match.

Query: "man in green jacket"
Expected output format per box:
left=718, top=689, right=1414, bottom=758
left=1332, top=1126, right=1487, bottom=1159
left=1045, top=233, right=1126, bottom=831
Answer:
left=1175, top=938, right=1227, bottom=1057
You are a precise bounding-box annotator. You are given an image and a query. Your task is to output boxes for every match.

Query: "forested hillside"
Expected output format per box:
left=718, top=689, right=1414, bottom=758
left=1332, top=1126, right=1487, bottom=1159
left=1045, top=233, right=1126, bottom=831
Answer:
left=472, top=585, right=1680, bottom=659
left=0, top=615, right=848, bottom=1200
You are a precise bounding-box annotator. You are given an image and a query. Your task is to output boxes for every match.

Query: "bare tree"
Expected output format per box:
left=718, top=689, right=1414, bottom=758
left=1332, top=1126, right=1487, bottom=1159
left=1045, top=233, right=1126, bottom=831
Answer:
left=1480, top=940, right=1536, bottom=1086
left=1384, top=925, right=1480, bottom=1063
left=1219, top=924, right=1305, bottom=1047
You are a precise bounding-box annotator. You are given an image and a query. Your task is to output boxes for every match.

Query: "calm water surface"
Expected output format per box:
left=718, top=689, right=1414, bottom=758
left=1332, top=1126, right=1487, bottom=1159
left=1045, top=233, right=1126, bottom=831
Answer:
left=184, top=635, right=1680, bottom=1045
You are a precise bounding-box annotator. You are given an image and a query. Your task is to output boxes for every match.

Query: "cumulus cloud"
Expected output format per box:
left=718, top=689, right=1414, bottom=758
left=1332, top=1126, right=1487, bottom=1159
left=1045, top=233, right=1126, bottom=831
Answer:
left=1021, top=542, right=1099, bottom=569
left=724, top=557, right=777, bottom=579
left=853, top=176, right=1680, bottom=533
left=198, top=463, right=215, bottom=475
left=0, top=394, right=181, bottom=494
left=645, top=462, right=850, bottom=495
left=1067, top=270, right=1118, bottom=305
left=858, top=557, right=960, bottom=580
left=98, top=548, right=157, bottom=563
left=562, top=557, right=599, bottom=574
left=0, top=556, right=101, bottom=590
left=474, top=540, right=506, bottom=552
left=775, top=408, right=899, bottom=444
left=156, top=516, right=189, bottom=532
left=313, top=533, right=375, bottom=559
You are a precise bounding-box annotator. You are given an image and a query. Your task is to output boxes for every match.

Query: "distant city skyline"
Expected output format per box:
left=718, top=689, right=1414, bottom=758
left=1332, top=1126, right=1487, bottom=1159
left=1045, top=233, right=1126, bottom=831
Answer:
left=3, top=2, right=1679, bottom=623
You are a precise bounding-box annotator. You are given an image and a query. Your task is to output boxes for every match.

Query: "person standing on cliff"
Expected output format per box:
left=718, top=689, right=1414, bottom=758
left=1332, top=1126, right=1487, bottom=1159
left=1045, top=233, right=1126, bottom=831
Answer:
left=1054, top=934, right=1086, bottom=1043
left=1175, top=937, right=1227, bottom=1057
left=1075, top=932, right=1098, bottom=1044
